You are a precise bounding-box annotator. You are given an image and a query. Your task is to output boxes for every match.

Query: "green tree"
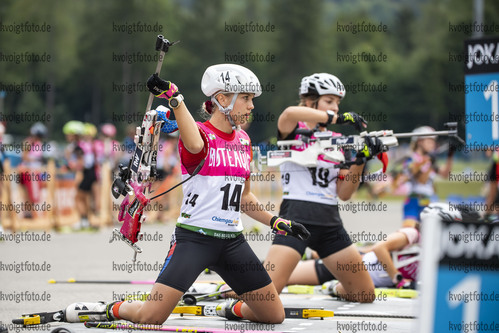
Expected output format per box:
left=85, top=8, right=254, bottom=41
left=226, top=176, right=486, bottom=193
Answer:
left=261, top=0, right=325, bottom=142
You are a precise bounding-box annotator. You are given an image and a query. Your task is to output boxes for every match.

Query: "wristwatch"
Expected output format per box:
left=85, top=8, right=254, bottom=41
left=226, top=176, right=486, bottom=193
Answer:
left=392, top=272, right=403, bottom=285
left=169, top=94, right=184, bottom=109
left=319, top=110, right=335, bottom=127
left=325, top=110, right=335, bottom=124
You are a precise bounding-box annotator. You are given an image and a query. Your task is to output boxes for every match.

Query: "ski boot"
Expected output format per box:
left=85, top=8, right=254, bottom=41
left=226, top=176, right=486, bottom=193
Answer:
left=215, top=300, right=243, bottom=320
left=64, top=301, right=120, bottom=322
left=321, top=280, right=340, bottom=297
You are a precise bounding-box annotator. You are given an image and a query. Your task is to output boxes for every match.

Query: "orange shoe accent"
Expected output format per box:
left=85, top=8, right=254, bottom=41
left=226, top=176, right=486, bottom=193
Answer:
left=113, top=301, right=124, bottom=320
left=233, top=300, right=243, bottom=318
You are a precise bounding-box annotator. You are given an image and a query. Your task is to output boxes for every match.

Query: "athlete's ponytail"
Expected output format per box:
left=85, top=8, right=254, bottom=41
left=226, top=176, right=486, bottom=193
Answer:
left=298, top=95, right=320, bottom=109
left=200, top=93, right=234, bottom=119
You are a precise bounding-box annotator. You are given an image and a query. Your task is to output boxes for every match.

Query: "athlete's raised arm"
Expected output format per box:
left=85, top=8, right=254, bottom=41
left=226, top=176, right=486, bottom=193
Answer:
left=147, top=74, right=204, bottom=154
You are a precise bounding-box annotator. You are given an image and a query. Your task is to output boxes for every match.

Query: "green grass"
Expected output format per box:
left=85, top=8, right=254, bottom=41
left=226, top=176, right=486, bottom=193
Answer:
left=449, top=160, right=489, bottom=173
left=434, top=180, right=485, bottom=199
left=435, top=158, right=488, bottom=199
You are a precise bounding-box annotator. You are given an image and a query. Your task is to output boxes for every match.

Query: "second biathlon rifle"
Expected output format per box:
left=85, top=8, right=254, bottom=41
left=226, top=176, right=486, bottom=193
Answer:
left=264, top=122, right=464, bottom=169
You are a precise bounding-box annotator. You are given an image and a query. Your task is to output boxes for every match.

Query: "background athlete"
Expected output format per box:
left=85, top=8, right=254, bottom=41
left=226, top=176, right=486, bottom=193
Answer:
left=263, top=73, right=381, bottom=303
left=286, top=202, right=481, bottom=291
left=398, top=126, right=454, bottom=228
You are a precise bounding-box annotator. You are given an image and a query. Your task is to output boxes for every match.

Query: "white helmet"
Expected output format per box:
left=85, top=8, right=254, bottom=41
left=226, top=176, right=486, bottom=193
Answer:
left=201, top=64, right=261, bottom=129
left=201, top=64, right=262, bottom=97
left=299, top=73, right=346, bottom=99
left=30, top=122, right=48, bottom=137
left=411, top=126, right=437, bottom=143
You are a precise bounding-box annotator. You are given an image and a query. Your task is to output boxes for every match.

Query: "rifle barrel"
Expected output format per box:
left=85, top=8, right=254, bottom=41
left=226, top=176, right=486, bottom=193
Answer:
left=393, top=130, right=455, bottom=138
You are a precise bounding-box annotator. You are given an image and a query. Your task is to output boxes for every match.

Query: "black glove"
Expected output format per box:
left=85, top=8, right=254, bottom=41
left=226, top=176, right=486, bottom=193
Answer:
left=355, top=136, right=384, bottom=164
left=270, top=216, right=310, bottom=241
left=146, top=73, right=179, bottom=99
left=336, top=112, right=367, bottom=132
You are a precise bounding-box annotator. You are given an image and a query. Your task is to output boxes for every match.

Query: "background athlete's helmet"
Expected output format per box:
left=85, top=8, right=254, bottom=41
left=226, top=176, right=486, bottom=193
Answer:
left=201, top=64, right=262, bottom=97
left=411, top=126, right=437, bottom=143
left=299, top=73, right=346, bottom=99
left=100, top=123, right=117, bottom=137
left=420, top=202, right=480, bottom=223
left=30, top=122, right=47, bottom=138
left=83, top=123, right=97, bottom=138
left=63, top=121, right=85, bottom=135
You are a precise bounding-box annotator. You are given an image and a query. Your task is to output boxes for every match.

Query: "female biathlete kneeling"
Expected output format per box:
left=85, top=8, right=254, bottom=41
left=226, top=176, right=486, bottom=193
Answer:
left=263, top=73, right=381, bottom=303
left=63, top=64, right=309, bottom=324
left=286, top=203, right=481, bottom=290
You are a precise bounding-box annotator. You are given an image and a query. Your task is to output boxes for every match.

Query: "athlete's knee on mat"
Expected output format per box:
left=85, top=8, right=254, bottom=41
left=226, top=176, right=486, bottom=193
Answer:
left=350, top=286, right=375, bottom=303
left=133, top=307, right=169, bottom=325
left=254, top=307, right=285, bottom=324
left=339, top=282, right=375, bottom=303
left=135, top=314, right=168, bottom=325
left=358, top=290, right=376, bottom=303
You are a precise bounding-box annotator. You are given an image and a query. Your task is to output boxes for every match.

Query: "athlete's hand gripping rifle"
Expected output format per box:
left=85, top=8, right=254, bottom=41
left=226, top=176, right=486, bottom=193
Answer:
left=110, top=35, right=178, bottom=262
left=266, top=129, right=397, bottom=168
left=265, top=122, right=463, bottom=169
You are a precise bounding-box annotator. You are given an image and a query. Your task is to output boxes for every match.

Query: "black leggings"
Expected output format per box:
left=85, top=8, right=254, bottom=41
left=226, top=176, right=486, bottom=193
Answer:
left=156, top=227, right=272, bottom=295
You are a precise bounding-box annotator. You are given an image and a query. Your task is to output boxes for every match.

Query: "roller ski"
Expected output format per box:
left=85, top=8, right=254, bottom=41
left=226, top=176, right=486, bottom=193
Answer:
left=12, top=302, right=119, bottom=326
left=173, top=300, right=334, bottom=319
left=12, top=310, right=65, bottom=326
left=181, top=288, right=233, bottom=306
left=284, top=282, right=418, bottom=299
left=180, top=282, right=233, bottom=305
left=112, top=286, right=233, bottom=305
left=84, top=321, right=291, bottom=333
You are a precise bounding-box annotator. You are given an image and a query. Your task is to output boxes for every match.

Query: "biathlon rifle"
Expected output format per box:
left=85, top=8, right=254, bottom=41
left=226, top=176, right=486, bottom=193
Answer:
left=110, top=35, right=178, bottom=262
left=264, top=122, right=464, bottom=169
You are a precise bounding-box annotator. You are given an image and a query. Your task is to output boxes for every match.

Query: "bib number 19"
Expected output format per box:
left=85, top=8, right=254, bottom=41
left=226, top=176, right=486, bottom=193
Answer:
left=308, top=167, right=330, bottom=187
